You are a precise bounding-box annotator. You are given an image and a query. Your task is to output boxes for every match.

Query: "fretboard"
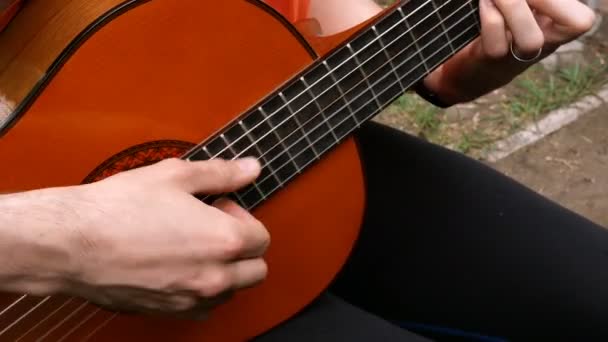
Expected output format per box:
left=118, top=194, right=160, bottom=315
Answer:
left=184, top=0, right=480, bottom=209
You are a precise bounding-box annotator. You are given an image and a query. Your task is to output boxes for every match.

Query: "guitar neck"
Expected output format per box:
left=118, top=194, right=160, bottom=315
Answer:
left=185, top=0, right=481, bottom=209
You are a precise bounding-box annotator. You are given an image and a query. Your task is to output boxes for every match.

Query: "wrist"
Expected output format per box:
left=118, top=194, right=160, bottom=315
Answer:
left=422, top=42, right=526, bottom=105
left=0, top=187, right=86, bottom=295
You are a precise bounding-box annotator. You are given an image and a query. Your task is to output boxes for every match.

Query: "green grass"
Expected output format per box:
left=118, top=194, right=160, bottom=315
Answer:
left=456, top=130, right=494, bottom=154
left=504, top=61, right=608, bottom=129
left=378, top=52, right=608, bottom=158
left=391, top=95, right=441, bottom=137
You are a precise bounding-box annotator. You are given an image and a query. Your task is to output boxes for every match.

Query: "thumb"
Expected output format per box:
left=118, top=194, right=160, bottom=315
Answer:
left=167, top=157, right=261, bottom=194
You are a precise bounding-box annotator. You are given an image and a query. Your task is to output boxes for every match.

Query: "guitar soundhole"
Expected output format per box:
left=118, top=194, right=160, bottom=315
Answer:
left=83, top=140, right=196, bottom=183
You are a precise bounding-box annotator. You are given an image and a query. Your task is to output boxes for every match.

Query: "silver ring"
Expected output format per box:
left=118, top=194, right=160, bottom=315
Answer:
left=510, top=41, right=543, bottom=63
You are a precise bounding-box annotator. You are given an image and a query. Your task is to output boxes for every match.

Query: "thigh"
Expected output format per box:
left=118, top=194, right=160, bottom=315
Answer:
left=253, top=293, right=430, bottom=341
left=329, top=122, right=608, bottom=340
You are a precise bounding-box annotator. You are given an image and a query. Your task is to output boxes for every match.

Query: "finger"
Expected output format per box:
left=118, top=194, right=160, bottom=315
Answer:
left=479, top=0, right=509, bottom=58
left=226, top=258, right=268, bottom=290
left=214, top=198, right=270, bottom=258
left=159, top=157, right=261, bottom=194
left=527, top=0, right=596, bottom=36
left=532, top=12, right=563, bottom=47
left=493, top=0, right=544, bottom=55
left=213, top=197, right=256, bottom=221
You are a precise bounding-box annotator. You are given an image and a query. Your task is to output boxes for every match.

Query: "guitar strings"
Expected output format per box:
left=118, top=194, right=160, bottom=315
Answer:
left=184, top=0, right=436, bottom=161
left=13, top=298, right=74, bottom=341
left=0, top=297, right=50, bottom=336
left=248, top=26, right=478, bottom=211
left=0, top=0, right=439, bottom=328
left=55, top=306, right=101, bottom=342
left=81, top=312, right=117, bottom=342
left=1, top=5, right=476, bottom=340
left=0, top=294, right=27, bottom=318
left=203, top=0, right=462, bottom=201
left=0, top=2, right=479, bottom=340
left=227, top=1, right=477, bottom=204
left=34, top=301, right=89, bottom=340
left=51, top=13, right=481, bottom=341
left=241, top=9, right=479, bottom=209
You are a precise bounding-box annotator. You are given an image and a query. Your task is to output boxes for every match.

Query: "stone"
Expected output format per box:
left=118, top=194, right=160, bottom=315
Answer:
left=541, top=53, right=559, bottom=72
left=556, top=40, right=585, bottom=53
left=558, top=52, right=587, bottom=67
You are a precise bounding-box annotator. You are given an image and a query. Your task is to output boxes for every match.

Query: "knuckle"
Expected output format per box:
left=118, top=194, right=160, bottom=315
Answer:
left=254, top=220, right=271, bottom=252
left=162, top=158, right=194, bottom=180
left=220, top=224, right=247, bottom=258
left=483, top=13, right=504, bottom=28
left=572, top=10, right=596, bottom=33
left=206, top=160, right=235, bottom=184
left=495, top=0, right=520, bottom=10
left=486, top=44, right=508, bottom=59
left=198, top=270, right=231, bottom=298
left=257, top=260, right=269, bottom=281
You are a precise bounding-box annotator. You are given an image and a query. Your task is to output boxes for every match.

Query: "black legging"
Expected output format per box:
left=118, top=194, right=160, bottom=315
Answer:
left=255, top=121, right=608, bottom=341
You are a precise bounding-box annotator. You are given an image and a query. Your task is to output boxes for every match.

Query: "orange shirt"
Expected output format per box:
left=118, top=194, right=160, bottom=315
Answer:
left=1, top=1, right=310, bottom=32
left=264, top=0, right=310, bottom=23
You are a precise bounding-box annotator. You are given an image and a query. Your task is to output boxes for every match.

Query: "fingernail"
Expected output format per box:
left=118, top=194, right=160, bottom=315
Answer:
left=237, top=157, right=261, bottom=174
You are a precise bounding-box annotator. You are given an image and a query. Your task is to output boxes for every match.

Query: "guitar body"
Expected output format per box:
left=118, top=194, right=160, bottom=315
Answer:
left=0, top=0, right=366, bottom=340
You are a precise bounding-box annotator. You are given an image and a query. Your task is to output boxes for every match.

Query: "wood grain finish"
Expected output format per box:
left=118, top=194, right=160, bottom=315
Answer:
left=0, top=0, right=365, bottom=340
left=0, top=0, right=130, bottom=124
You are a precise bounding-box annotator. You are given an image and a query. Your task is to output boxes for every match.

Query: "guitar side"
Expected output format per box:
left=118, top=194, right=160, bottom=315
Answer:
left=0, top=0, right=366, bottom=340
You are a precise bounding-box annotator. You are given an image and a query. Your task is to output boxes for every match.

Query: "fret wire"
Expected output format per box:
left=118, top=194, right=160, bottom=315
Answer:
left=300, top=76, right=339, bottom=142
left=72, top=10, right=480, bottom=342
left=372, top=26, right=406, bottom=90
left=220, top=134, right=264, bottom=200
left=185, top=0, right=440, bottom=162
left=235, top=0, right=474, bottom=176
left=240, top=14, right=478, bottom=207
left=346, top=42, right=384, bottom=110
left=226, top=1, right=477, bottom=205
left=398, top=7, right=430, bottom=74
left=220, top=134, right=236, bottom=156
left=201, top=146, right=212, bottom=159
left=322, top=61, right=361, bottom=127
left=430, top=0, right=456, bottom=54
left=213, top=0, right=459, bottom=166
left=238, top=120, right=282, bottom=185
left=258, top=107, right=301, bottom=174
left=195, top=0, right=475, bottom=206
left=278, top=92, right=320, bottom=159
left=244, top=21, right=478, bottom=210
left=467, top=0, right=481, bottom=29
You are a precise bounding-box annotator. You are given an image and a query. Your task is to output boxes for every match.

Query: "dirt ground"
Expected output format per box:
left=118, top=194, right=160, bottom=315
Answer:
left=493, top=105, right=608, bottom=227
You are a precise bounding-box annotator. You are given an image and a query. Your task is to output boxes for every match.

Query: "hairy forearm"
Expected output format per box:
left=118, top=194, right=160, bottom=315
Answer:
left=0, top=188, right=81, bottom=295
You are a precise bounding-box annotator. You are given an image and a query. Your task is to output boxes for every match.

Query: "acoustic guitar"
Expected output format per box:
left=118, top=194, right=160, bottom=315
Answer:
left=0, top=0, right=480, bottom=340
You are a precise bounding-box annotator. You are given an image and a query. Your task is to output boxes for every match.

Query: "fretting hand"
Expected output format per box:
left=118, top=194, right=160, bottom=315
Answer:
left=309, top=0, right=596, bottom=104
left=423, top=0, right=597, bottom=103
